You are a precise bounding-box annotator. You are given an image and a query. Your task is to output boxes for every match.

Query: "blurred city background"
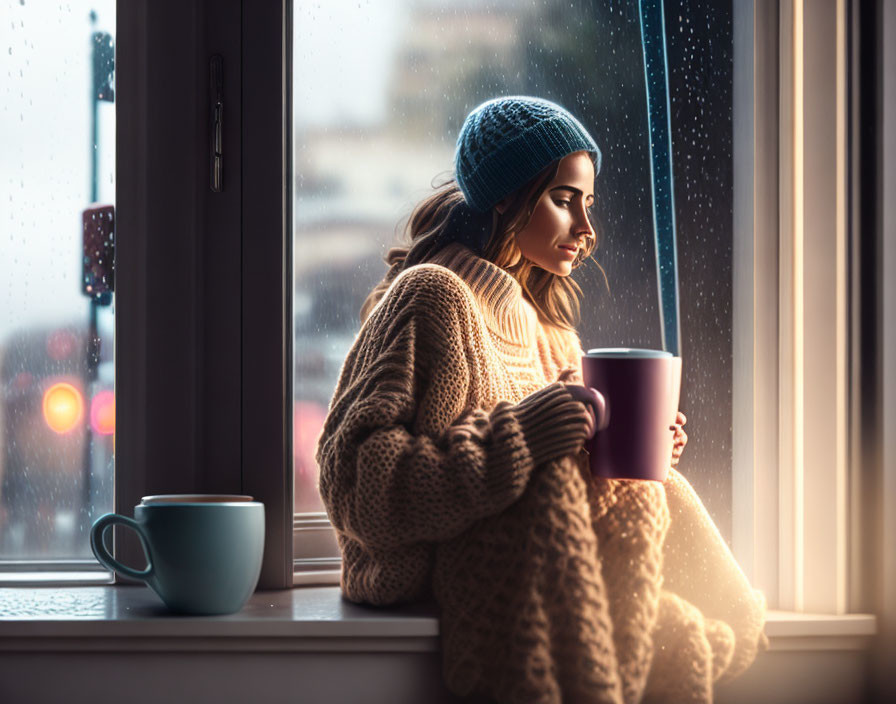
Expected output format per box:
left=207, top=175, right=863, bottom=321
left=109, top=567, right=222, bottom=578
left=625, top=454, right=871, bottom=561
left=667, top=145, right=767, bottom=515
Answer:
left=1, top=0, right=115, bottom=560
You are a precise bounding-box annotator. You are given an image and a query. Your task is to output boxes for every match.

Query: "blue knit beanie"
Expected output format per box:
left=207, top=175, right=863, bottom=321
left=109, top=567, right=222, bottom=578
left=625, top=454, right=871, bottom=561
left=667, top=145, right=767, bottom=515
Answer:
left=455, top=96, right=602, bottom=213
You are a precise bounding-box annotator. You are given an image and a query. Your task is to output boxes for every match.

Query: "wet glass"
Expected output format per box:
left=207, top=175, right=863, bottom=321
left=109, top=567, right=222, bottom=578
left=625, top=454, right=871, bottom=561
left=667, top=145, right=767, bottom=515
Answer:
left=292, top=0, right=732, bottom=537
left=0, top=1, right=116, bottom=562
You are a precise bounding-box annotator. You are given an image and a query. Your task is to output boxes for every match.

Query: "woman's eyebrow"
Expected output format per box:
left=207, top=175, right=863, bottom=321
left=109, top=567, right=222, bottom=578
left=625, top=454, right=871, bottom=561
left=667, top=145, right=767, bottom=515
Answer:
left=549, top=185, right=594, bottom=202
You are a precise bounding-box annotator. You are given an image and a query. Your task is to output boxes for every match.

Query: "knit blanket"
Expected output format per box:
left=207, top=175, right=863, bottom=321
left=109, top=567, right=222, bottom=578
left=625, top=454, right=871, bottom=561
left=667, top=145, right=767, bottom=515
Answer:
left=434, top=453, right=766, bottom=704
left=317, top=244, right=766, bottom=703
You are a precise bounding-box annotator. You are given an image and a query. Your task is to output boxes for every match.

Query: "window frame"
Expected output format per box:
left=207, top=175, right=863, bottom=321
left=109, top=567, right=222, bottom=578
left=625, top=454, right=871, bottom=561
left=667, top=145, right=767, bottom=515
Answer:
left=113, top=0, right=293, bottom=589
left=732, top=0, right=882, bottom=614
left=292, top=0, right=885, bottom=607
left=2, top=0, right=885, bottom=613
left=731, top=0, right=782, bottom=606
left=0, top=0, right=296, bottom=590
left=113, top=0, right=888, bottom=599
left=291, top=0, right=878, bottom=607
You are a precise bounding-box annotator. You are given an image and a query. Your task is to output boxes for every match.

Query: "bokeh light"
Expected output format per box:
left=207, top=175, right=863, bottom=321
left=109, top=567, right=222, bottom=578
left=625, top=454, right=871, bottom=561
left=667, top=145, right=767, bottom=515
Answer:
left=90, top=389, right=115, bottom=436
left=42, top=382, right=84, bottom=434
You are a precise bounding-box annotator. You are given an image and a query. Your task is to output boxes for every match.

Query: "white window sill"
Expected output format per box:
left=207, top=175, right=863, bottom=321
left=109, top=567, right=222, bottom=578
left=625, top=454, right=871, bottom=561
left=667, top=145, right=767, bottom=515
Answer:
left=0, top=584, right=876, bottom=653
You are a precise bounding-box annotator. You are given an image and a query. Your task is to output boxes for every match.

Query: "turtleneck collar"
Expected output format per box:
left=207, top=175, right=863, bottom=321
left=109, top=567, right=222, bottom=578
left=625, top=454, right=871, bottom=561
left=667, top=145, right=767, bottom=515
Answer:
left=426, top=242, right=538, bottom=347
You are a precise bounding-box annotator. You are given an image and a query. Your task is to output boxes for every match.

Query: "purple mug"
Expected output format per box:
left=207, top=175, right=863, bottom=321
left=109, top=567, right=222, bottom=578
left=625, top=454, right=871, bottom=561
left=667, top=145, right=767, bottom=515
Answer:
left=582, top=348, right=682, bottom=482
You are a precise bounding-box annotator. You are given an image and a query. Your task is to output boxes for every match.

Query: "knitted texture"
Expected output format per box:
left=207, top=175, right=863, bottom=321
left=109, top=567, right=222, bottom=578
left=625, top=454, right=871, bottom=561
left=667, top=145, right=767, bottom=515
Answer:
left=316, top=242, right=766, bottom=703
left=455, top=96, right=602, bottom=212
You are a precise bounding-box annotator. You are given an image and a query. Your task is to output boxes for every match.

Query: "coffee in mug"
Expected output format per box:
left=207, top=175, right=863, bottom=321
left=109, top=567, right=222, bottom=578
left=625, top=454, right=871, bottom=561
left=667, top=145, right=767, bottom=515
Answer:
left=89, top=495, right=264, bottom=615
left=582, top=348, right=682, bottom=482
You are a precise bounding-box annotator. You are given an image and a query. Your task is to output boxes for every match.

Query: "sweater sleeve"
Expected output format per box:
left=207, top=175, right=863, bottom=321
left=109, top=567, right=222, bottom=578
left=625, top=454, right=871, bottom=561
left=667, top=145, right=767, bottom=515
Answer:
left=316, top=265, right=591, bottom=551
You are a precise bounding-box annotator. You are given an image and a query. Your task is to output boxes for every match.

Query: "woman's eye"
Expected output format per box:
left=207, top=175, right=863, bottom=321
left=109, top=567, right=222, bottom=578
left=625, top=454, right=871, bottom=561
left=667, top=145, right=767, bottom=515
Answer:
left=553, top=198, right=595, bottom=213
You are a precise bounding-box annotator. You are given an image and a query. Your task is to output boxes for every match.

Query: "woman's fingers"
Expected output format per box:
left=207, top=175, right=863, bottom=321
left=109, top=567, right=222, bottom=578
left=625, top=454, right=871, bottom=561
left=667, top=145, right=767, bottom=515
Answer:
left=670, top=417, right=687, bottom=467
left=670, top=411, right=687, bottom=434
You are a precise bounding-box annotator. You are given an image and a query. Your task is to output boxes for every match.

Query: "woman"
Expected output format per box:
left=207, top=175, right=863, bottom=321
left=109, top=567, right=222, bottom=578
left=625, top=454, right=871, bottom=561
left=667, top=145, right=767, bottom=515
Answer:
left=316, top=96, right=766, bottom=703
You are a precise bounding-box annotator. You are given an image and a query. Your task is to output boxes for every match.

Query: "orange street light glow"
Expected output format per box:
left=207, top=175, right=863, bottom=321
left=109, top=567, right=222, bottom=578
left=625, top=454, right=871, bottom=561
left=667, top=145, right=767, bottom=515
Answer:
left=42, top=382, right=84, bottom=434
left=90, top=389, right=115, bottom=436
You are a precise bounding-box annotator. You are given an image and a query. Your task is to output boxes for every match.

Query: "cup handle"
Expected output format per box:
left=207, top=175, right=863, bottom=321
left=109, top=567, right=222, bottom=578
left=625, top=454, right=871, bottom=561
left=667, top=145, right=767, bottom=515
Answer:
left=591, top=389, right=609, bottom=432
left=89, top=513, right=154, bottom=582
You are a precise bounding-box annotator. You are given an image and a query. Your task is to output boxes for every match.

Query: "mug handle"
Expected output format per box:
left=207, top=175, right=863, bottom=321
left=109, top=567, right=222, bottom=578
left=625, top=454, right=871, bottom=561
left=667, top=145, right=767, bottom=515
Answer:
left=591, top=388, right=609, bottom=432
left=89, top=513, right=154, bottom=582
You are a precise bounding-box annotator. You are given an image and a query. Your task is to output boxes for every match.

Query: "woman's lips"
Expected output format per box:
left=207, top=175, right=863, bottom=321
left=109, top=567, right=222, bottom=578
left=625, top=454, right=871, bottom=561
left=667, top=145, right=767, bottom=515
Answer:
left=558, top=245, right=578, bottom=258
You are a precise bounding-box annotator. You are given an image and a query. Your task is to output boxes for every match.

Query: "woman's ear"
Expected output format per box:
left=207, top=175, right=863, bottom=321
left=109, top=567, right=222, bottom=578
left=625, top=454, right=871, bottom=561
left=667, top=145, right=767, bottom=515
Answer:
left=495, top=195, right=511, bottom=215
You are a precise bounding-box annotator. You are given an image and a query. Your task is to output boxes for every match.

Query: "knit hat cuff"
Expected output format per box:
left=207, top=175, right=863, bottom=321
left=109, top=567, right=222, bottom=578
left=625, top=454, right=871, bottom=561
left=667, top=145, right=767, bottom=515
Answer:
left=459, top=117, right=601, bottom=212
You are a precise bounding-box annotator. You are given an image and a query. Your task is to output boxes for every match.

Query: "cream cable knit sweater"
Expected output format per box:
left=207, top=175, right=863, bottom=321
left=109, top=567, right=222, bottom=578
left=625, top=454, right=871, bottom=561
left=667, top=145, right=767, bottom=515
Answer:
left=316, top=242, right=766, bottom=703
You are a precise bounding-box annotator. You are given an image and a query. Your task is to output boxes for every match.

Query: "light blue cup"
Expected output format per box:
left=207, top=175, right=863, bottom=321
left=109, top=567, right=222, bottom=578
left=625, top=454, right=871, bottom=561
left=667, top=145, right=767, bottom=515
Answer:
left=90, top=495, right=265, bottom=615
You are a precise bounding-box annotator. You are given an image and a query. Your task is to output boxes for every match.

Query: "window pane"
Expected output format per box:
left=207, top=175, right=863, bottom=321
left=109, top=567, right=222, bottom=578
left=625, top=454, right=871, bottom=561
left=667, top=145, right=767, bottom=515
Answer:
left=0, top=2, right=115, bottom=562
left=292, top=0, right=733, bottom=539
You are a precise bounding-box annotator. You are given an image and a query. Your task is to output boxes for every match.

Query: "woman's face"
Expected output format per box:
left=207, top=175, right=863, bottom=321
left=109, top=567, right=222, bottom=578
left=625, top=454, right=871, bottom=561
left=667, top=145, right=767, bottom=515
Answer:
left=504, top=151, right=596, bottom=277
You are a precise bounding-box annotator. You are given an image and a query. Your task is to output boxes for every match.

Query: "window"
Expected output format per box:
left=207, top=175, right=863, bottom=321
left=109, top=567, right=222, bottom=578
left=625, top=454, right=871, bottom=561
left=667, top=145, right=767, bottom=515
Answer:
left=291, top=0, right=737, bottom=582
left=0, top=0, right=116, bottom=581
left=730, top=0, right=878, bottom=615
left=1, top=0, right=882, bottom=621
left=289, top=0, right=882, bottom=618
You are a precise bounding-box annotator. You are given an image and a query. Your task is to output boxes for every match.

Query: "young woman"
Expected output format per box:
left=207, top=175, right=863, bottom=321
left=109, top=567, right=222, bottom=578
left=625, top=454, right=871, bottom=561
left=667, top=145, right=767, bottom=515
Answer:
left=316, top=96, right=765, bottom=704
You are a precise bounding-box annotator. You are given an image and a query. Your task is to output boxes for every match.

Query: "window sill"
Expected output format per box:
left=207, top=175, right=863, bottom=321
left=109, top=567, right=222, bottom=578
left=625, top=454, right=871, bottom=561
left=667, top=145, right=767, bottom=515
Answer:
left=0, top=586, right=878, bottom=704
left=0, top=585, right=438, bottom=651
left=0, top=584, right=875, bottom=652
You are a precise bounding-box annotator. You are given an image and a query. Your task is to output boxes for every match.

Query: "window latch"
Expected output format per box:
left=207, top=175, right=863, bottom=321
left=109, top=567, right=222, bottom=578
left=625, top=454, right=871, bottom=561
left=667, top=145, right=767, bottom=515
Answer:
left=210, top=55, right=223, bottom=192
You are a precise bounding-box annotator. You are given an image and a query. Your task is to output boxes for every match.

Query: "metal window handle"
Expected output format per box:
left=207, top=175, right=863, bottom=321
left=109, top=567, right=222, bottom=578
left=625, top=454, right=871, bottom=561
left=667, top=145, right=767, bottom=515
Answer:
left=211, top=55, right=223, bottom=192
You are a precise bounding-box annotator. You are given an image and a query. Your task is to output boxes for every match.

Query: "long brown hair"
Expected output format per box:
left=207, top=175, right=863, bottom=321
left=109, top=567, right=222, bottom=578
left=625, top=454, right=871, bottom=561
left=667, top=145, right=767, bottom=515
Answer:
left=359, top=158, right=608, bottom=337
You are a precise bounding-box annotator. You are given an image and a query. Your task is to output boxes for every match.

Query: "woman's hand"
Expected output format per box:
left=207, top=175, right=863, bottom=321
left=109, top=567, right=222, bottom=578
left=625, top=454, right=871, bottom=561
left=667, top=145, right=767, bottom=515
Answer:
left=670, top=411, right=688, bottom=467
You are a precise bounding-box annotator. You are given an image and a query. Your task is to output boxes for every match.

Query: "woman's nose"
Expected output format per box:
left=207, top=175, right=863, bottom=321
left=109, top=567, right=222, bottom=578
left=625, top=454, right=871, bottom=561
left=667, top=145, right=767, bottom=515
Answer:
left=574, top=203, right=594, bottom=237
